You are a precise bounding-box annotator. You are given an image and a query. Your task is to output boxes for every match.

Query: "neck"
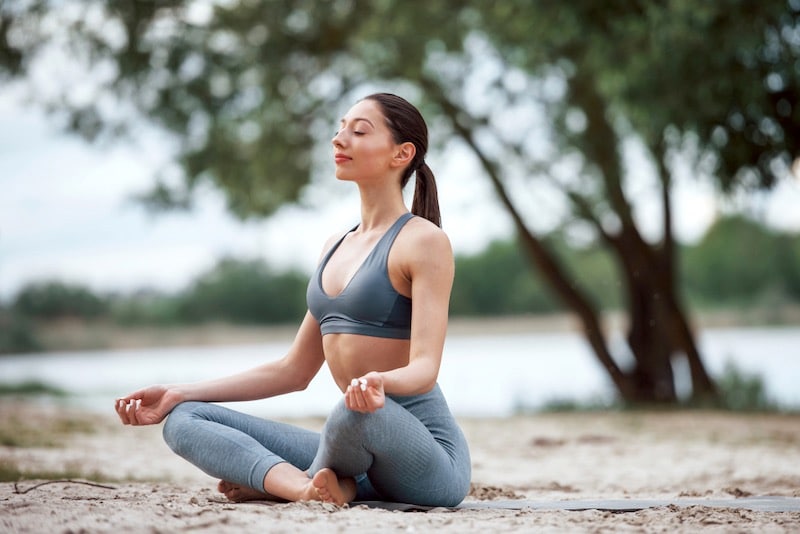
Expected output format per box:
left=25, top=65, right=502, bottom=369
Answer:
left=355, top=182, right=408, bottom=232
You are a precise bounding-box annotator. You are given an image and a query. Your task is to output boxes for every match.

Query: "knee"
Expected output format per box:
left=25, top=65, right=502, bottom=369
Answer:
left=323, top=400, right=363, bottom=437
left=162, top=401, right=202, bottom=453
left=323, top=400, right=388, bottom=442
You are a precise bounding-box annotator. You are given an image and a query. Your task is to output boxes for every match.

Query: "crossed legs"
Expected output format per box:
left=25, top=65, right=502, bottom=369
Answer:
left=162, top=388, right=469, bottom=507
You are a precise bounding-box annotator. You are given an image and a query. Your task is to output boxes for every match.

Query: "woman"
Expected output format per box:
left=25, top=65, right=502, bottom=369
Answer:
left=115, top=93, right=471, bottom=507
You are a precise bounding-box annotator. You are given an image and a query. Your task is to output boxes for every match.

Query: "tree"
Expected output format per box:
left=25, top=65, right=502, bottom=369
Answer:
left=178, top=257, right=308, bottom=324
left=682, top=215, right=800, bottom=307
left=12, top=280, right=107, bottom=320
left=451, top=240, right=560, bottom=316
left=453, top=2, right=798, bottom=402
left=2, top=0, right=798, bottom=404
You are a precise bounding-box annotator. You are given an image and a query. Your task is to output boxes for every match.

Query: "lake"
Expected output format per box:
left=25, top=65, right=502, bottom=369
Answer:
left=1, top=326, right=798, bottom=417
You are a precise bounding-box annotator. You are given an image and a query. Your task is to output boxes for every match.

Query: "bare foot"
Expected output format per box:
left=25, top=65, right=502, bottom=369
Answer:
left=311, top=468, right=355, bottom=506
left=217, top=480, right=270, bottom=502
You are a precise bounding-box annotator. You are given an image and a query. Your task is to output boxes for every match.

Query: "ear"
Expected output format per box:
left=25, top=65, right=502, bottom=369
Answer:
left=390, top=142, right=416, bottom=169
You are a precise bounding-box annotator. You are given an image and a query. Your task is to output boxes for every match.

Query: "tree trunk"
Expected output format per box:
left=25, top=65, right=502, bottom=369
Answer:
left=568, top=71, right=718, bottom=405
left=623, top=251, right=677, bottom=402
left=610, top=226, right=718, bottom=404
left=425, top=74, right=717, bottom=406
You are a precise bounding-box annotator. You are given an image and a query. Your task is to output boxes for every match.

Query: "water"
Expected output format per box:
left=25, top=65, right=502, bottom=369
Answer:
left=1, top=327, right=798, bottom=417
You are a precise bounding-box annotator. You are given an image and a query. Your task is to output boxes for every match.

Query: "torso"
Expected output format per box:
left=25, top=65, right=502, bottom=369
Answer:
left=310, top=214, right=416, bottom=391
left=323, top=334, right=410, bottom=392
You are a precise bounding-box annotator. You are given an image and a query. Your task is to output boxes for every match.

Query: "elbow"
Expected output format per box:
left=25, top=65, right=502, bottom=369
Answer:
left=285, top=365, right=318, bottom=393
left=402, top=358, right=440, bottom=395
left=418, top=377, right=437, bottom=395
left=292, top=374, right=315, bottom=392
left=411, top=372, right=437, bottom=395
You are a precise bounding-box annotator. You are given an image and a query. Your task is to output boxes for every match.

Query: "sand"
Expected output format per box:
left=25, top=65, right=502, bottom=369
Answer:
left=2, top=401, right=800, bottom=533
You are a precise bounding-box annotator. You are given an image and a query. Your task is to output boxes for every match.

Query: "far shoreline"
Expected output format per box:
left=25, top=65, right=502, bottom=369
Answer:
left=11, top=306, right=800, bottom=355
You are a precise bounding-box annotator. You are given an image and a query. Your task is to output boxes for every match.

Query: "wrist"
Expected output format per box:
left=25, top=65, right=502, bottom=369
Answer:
left=166, top=384, right=189, bottom=403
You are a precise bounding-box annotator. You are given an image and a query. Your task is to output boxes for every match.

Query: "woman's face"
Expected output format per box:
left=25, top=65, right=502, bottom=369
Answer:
left=332, top=99, right=403, bottom=183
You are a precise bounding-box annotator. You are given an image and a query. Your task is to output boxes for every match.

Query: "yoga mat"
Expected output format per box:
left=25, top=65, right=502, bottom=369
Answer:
left=355, top=496, right=800, bottom=513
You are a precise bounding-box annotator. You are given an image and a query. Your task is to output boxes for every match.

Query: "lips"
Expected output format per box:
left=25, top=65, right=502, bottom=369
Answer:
left=334, top=154, right=352, bottom=164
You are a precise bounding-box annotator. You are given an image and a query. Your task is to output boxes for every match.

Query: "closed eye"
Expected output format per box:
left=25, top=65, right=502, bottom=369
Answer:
left=333, top=129, right=366, bottom=136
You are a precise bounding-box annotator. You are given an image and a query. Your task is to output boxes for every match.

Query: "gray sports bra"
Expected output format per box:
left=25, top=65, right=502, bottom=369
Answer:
left=306, top=213, right=414, bottom=339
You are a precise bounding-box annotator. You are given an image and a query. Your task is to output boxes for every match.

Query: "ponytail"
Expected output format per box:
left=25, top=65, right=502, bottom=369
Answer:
left=411, top=162, right=441, bottom=228
left=363, top=93, right=441, bottom=227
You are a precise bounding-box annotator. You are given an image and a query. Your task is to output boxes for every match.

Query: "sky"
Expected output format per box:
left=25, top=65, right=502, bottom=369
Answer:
left=2, top=88, right=800, bottom=302
left=0, top=89, right=513, bottom=301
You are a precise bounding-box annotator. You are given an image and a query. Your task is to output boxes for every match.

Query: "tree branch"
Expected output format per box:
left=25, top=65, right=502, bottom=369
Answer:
left=13, top=479, right=117, bottom=495
left=421, top=76, right=631, bottom=396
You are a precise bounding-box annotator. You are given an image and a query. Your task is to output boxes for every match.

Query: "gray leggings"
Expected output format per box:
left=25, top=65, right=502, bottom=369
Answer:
left=162, top=384, right=471, bottom=507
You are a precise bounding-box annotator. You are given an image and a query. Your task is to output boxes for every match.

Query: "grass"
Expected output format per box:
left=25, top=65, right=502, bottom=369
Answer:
left=0, top=408, right=96, bottom=448
left=0, top=459, right=113, bottom=484
left=0, top=381, right=88, bottom=447
left=0, top=402, right=159, bottom=484
left=0, top=457, right=169, bottom=485
left=0, top=380, right=67, bottom=397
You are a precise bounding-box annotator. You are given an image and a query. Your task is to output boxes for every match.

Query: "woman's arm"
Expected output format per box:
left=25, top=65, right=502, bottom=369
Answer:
left=174, top=312, right=325, bottom=402
left=366, top=220, right=454, bottom=399
left=116, top=311, right=326, bottom=425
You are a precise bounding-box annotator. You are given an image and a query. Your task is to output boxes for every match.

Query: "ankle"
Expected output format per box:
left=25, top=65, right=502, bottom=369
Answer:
left=341, top=478, right=357, bottom=503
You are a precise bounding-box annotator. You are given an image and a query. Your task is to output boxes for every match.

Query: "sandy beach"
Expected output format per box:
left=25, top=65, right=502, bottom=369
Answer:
left=2, top=400, right=800, bottom=532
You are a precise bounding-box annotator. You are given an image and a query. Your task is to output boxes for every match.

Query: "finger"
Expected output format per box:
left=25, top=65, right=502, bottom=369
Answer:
left=353, top=387, right=368, bottom=410
left=115, top=399, right=130, bottom=424
left=362, top=393, right=379, bottom=413
left=344, top=385, right=356, bottom=410
left=346, top=385, right=365, bottom=412
left=119, top=398, right=135, bottom=425
left=351, top=388, right=366, bottom=412
left=131, top=399, right=142, bottom=424
left=348, top=379, right=367, bottom=411
left=125, top=399, right=137, bottom=425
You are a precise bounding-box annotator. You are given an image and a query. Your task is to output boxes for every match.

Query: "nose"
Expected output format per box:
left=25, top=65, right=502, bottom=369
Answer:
left=332, top=129, right=344, bottom=148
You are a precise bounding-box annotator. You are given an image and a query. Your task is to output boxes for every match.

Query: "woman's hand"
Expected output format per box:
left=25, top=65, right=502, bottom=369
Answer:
left=345, top=371, right=385, bottom=413
left=114, top=385, right=183, bottom=426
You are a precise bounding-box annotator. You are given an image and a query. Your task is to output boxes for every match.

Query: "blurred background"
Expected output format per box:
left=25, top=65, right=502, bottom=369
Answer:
left=1, top=0, right=799, bottom=415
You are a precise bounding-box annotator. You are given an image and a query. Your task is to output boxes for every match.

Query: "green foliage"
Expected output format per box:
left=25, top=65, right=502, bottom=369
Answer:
left=11, top=281, right=107, bottom=320
left=0, top=462, right=111, bottom=483
left=110, top=291, right=184, bottom=326
left=0, top=381, right=66, bottom=397
left=482, top=0, right=800, bottom=190
left=776, top=233, right=800, bottom=299
left=177, top=257, right=308, bottom=324
left=451, top=240, right=557, bottom=315
left=452, top=216, right=800, bottom=317
left=0, top=0, right=474, bottom=218
left=3, top=258, right=309, bottom=330
left=0, top=409, right=92, bottom=448
left=547, top=235, right=623, bottom=311
left=450, top=234, right=622, bottom=315
left=3, top=1, right=799, bottom=400
left=2, top=216, right=794, bottom=338
left=535, top=361, right=779, bottom=413
left=682, top=215, right=800, bottom=306
left=715, top=361, right=776, bottom=412
left=0, top=311, right=42, bottom=354
left=532, top=396, right=620, bottom=414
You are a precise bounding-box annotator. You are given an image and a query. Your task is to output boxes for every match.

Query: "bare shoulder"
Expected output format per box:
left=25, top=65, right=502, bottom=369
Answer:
left=316, top=227, right=349, bottom=262
left=396, top=216, right=454, bottom=266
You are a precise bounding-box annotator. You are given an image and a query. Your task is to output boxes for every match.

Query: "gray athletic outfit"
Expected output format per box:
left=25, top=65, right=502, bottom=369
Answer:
left=163, top=213, right=471, bottom=506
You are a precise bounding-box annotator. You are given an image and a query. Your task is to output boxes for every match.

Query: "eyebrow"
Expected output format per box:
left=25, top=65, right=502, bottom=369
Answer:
left=339, top=117, right=375, bottom=128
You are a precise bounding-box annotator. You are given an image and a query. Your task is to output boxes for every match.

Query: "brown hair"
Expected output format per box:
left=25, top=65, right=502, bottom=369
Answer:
left=363, top=93, right=441, bottom=227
